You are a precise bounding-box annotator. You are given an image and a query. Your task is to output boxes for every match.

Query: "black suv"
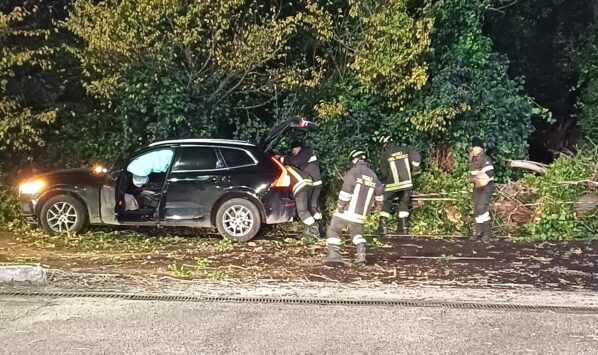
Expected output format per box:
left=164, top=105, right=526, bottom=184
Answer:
left=18, top=118, right=317, bottom=241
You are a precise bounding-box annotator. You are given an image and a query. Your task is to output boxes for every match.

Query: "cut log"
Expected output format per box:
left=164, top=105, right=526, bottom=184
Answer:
left=572, top=194, right=598, bottom=216
left=558, top=180, right=598, bottom=188
left=509, top=160, right=548, bottom=174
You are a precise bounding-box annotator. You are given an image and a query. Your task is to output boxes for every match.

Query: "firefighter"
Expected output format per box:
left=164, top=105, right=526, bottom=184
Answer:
left=281, top=141, right=323, bottom=235
left=325, top=150, right=384, bottom=265
left=286, top=164, right=319, bottom=237
left=376, top=136, right=422, bottom=236
left=469, top=137, right=495, bottom=241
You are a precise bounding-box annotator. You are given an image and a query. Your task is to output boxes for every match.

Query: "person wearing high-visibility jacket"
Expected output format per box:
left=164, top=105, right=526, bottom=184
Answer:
left=376, top=136, right=422, bottom=236
left=286, top=165, right=319, bottom=237
left=325, top=150, right=384, bottom=265
left=281, top=141, right=323, bottom=235
left=469, top=137, right=495, bottom=241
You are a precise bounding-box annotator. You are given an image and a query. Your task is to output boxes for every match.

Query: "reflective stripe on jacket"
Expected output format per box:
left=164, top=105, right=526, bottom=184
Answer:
left=286, top=165, right=313, bottom=195
left=379, top=144, right=421, bottom=192
left=335, top=161, right=384, bottom=224
left=282, top=146, right=322, bottom=185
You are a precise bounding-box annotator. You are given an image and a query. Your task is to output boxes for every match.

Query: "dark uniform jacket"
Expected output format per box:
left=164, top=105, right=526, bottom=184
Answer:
left=282, top=146, right=322, bottom=186
left=286, top=165, right=313, bottom=196
left=335, top=161, right=384, bottom=224
left=469, top=153, right=494, bottom=187
left=379, top=143, right=422, bottom=192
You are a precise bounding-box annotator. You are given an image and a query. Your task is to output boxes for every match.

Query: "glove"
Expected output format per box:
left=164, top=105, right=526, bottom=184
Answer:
left=337, top=206, right=344, bottom=214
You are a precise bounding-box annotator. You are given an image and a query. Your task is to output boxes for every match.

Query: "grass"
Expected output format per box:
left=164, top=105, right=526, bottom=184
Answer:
left=216, top=238, right=234, bottom=252
left=167, top=263, right=193, bottom=279
left=300, top=236, right=318, bottom=245
left=194, top=257, right=211, bottom=268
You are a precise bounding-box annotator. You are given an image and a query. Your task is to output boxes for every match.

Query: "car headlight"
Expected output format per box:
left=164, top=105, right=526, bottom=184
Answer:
left=92, top=164, right=108, bottom=175
left=18, top=180, right=45, bottom=195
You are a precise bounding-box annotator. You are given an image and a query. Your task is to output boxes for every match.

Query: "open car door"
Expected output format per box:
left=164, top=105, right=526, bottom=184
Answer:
left=259, top=116, right=318, bottom=152
left=99, top=168, right=123, bottom=225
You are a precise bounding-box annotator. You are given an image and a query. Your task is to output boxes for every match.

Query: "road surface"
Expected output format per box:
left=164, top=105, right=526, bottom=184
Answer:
left=1, top=296, right=597, bottom=354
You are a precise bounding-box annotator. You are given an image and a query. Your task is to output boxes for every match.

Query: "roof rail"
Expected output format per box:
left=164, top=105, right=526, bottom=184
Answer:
left=148, top=139, right=254, bottom=147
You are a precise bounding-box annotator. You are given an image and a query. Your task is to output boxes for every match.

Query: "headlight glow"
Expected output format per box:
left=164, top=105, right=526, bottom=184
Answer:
left=93, top=165, right=108, bottom=174
left=18, top=180, right=45, bottom=195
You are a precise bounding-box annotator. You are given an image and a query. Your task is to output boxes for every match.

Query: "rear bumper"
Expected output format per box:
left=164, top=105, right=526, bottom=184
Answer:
left=263, top=189, right=296, bottom=224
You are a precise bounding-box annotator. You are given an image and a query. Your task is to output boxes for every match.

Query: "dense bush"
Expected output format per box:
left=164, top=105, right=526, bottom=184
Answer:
left=1, top=1, right=597, bottom=241
left=517, top=147, right=598, bottom=240
left=0, top=177, right=20, bottom=226
left=575, top=25, right=598, bottom=143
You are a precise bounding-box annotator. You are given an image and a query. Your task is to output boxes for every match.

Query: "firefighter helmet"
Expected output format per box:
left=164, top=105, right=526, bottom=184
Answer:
left=349, top=149, right=366, bottom=161
left=378, top=136, right=392, bottom=145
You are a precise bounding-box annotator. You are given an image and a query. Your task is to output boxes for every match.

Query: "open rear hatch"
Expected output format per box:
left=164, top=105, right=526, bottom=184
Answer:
left=259, top=116, right=318, bottom=152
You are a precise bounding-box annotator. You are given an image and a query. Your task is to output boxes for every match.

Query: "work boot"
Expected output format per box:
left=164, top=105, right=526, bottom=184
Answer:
left=399, top=217, right=409, bottom=235
left=481, top=221, right=494, bottom=242
left=317, top=222, right=326, bottom=239
left=469, top=223, right=483, bottom=241
left=304, top=224, right=319, bottom=237
left=324, top=244, right=343, bottom=264
left=355, top=243, right=367, bottom=265
left=376, top=217, right=388, bottom=237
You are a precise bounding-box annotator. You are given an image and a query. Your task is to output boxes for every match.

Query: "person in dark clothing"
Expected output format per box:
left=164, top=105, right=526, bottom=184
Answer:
left=286, top=165, right=319, bottom=237
left=469, top=137, right=495, bottom=241
left=281, top=141, right=324, bottom=235
left=325, top=150, right=384, bottom=265
left=376, top=136, right=422, bottom=236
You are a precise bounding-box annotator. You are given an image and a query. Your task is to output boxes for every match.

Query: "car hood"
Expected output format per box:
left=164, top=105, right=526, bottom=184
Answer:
left=259, top=116, right=318, bottom=152
left=30, top=168, right=103, bottom=186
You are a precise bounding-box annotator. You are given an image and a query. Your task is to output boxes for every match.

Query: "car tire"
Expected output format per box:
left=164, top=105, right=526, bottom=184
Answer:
left=215, top=198, right=261, bottom=242
left=39, top=195, right=89, bottom=235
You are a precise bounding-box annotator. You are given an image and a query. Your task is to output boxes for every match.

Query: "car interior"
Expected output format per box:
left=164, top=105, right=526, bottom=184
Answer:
left=118, top=149, right=174, bottom=220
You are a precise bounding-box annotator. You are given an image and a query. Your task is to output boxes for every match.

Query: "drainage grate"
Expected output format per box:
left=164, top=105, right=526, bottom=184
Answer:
left=1, top=290, right=597, bottom=314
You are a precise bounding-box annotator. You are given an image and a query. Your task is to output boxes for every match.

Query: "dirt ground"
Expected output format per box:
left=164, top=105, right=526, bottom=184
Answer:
left=0, top=229, right=596, bottom=291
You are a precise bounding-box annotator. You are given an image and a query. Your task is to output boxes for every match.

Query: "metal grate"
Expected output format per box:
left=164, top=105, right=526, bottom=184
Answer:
left=1, top=290, right=597, bottom=314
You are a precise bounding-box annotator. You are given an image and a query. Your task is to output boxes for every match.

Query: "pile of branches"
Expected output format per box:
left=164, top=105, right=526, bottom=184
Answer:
left=492, top=182, right=536, bottom=229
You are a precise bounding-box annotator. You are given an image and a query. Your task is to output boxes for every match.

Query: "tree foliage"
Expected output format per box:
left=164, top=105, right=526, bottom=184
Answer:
left=66, top=0, right=334, bottom=145
left=0, top=3, right=57, bottom=169
left=486, top=0, right=596, bottom=161
left=1, top=0, right=597, bottom=239
left=575, top=24, right=598, bottom=143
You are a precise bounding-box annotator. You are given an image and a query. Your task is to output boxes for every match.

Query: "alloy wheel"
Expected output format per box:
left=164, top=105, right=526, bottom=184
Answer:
left=46, top=201, right=79, bottom=233
left=222, top=205, right=254, bottom=237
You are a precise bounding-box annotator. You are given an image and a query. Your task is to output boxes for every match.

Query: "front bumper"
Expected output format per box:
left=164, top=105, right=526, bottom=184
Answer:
left=19, top=197, right=39, bottom=223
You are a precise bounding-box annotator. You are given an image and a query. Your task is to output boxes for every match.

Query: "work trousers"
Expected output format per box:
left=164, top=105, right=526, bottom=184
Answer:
left=308, top=185, right=322, bottom=221
left=295, top=187, right=316, bottom=226
left=326, top=215, right=367, bottom=246
left=380, top=189, right=411, bottom=219
left=473, top=183, right=494, bottom=225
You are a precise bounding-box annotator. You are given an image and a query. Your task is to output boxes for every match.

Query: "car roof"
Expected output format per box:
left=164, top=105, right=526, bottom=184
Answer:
left=148, top=139, right=255, bottom=148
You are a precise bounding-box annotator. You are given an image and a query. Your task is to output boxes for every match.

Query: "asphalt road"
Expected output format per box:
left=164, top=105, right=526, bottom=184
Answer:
left=1, top=296, right=597, bottom=354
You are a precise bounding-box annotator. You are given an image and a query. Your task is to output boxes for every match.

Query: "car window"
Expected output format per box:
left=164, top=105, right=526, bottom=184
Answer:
left=173, top=147, right=222, bottom=171
left=126, top=149, right=174, bottom=177
left=220, top=148, right=256, bottom=168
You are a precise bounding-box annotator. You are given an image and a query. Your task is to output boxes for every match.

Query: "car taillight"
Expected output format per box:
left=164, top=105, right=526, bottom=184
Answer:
left=270, top=157, right=291, bottom=187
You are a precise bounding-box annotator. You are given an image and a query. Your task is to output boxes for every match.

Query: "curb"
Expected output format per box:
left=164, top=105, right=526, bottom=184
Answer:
left=0, top=265, right=47, bottom=284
